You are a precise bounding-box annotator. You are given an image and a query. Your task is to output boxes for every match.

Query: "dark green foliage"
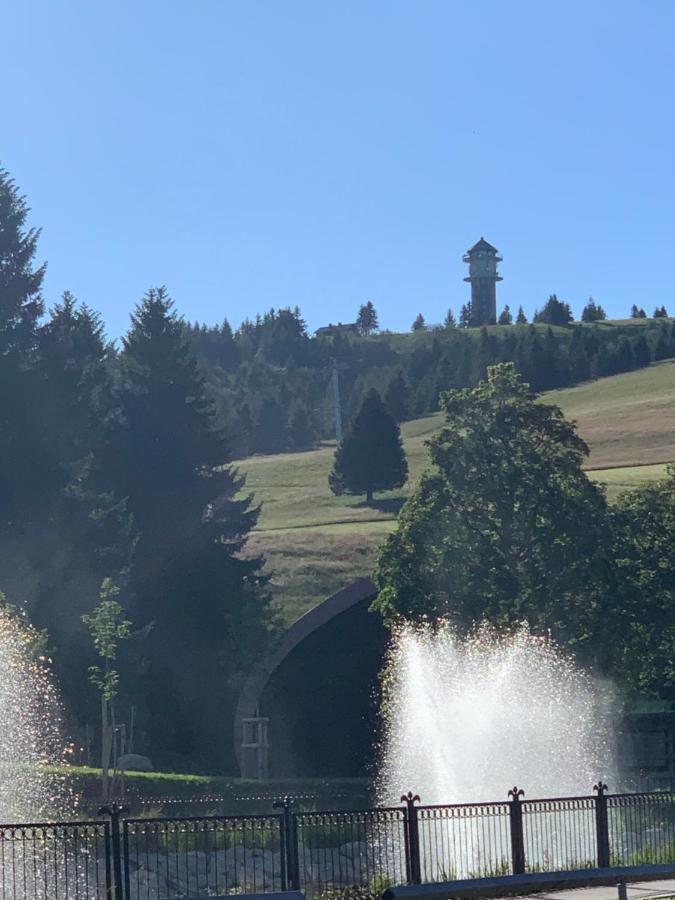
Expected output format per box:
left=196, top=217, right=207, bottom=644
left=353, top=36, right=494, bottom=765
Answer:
left=631, top=304, right=647, bottom=318
left=581, top=298, right=607, bottom=322
left=384, top=370, right=412, bottom=422
left=411, top=313, right=426, bottom=332
left=654, top=305, right=669, bottom=318
left=443, top=308, right=456, bottom=329
left=498, top=304, right=512, bottom=325
left=374, top=364, right=610, bottom=651
left=0, top=168, right=45, bottom=351
left=459, top=302, right=472, bottom=327
left=288, top=401, right=315, bottom=450
left=109, top=288, right=273, bottom=768
left=254, top=396, right=288, bottom=454
left=607, top=468, right=675, bottom=697
left=516, top=305, right=527, bottom=324
left=533, top=294, right=574, bottom=326
left=634, top=334, right=652, bottom=368
left=356, top=301, right=378, bottom=336
left=329, top=389, right=408, bottom=503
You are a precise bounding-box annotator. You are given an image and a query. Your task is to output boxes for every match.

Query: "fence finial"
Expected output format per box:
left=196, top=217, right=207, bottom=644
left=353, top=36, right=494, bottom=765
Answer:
left=593, top=781, right=608, bottom=795
left=400, top=791, right=421, bottom=804
left=508, top=786, right=525, bottom=799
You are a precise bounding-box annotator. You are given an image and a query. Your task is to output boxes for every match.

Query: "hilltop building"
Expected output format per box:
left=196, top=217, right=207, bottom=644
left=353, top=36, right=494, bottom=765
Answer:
left=315, top=322, right=358, bottom=337
left=463, top=237, right=502, bottom=325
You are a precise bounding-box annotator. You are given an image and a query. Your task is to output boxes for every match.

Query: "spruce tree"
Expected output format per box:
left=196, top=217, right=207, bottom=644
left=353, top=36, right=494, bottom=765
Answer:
left=384, top=370, right=412, bottom=422
left=444, top=308, right=456, bottom=329
left=533, top=294, right=573, bottom=326
left=0, top=169, right=45, bottom=352
left=288, top=401, right=315, bottom=450
left=411, top=313, right=426, bottom=332
left=356, top=300, right=379, bottom=336
left=329, top=389, right=408, bottom=503
left=459, top=303, right=472, bottom=328
left=634, top=334, right=652, bottom=368
left=113, top=288, right=272, bottom=767
left=516, top=305, right=528, bottom=324
left=581, top=298, right=607, bottom=322
left=498, top=305, right=513, bottom=325
left=254, top=396, right=288, bottom=453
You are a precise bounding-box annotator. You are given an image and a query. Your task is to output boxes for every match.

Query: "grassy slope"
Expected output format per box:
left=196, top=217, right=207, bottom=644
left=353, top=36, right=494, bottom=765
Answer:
left=239, top=361, right=675, bottom=624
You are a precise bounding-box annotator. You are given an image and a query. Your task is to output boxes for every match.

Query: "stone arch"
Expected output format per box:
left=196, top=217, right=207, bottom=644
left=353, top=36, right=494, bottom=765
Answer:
left=234, top=576, right=385, bottom=778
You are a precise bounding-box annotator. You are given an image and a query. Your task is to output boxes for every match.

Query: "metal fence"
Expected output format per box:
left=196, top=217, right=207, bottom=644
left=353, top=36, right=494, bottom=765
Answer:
left=0, top=820, right=110, bottom=900
left=0, top=786, right=674, bottom=899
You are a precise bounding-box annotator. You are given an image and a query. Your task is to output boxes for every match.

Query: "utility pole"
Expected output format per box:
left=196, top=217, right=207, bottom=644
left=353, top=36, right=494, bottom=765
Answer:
left=331, top=357, right=347, bottom=444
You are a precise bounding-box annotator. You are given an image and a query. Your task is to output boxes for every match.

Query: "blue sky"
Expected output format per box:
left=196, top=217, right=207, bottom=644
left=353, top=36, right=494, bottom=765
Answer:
left=3, top=1, right=675, bottom=338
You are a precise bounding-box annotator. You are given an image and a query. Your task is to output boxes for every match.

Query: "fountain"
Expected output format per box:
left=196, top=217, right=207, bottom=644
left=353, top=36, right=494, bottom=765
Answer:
left=0, top=603, right=68, bottom=822
left=378, top=621, right=617, bottom=805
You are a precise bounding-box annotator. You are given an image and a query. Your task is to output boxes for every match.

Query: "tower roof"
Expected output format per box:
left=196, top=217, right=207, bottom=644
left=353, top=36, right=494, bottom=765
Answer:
left=467, top=237, right=499, bottom=254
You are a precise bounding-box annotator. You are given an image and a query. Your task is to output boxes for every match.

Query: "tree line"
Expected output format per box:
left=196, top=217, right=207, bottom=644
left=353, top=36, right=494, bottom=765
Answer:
left=187, top=303, right=675, bottom=458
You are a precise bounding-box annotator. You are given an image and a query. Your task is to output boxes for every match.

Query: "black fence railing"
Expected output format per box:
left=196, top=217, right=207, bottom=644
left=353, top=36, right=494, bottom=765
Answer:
left=0, top=820, right=110, bottom=900
left=0, top=786, right=674, bottom=899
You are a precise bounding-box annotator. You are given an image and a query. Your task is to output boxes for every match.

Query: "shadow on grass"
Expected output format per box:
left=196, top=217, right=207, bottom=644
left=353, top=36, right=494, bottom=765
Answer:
left=353, top=497, right=406, bottom=515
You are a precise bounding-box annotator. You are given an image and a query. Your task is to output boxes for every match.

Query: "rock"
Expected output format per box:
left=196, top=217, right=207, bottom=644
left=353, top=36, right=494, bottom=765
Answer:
left=117, top=753, right=153, bottom=772
left=339, top=840, right=367, bottom=860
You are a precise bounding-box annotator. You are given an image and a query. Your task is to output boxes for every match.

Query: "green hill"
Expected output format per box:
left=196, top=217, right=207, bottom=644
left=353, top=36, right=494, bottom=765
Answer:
left=238, top=361, right=675, bottom=624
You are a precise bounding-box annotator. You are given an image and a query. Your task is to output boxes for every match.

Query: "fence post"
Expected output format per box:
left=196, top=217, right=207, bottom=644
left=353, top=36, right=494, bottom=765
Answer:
left=594, top=781, right=610, bottom=868
left=99, top=802, right=128, bottom=900
left=400, top=791, right=421, bottom=884
left=508, top=787, right=526, bottom=875
left=274, top=795, right=299, bottom=891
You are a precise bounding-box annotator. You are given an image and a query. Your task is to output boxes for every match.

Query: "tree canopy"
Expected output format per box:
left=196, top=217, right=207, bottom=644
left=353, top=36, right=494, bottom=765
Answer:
left=374, top=364, right=610, bottom=651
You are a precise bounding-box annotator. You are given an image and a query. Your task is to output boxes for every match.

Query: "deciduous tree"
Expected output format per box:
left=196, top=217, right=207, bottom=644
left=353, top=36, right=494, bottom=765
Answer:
left=374, top=364, right=610, bottom=653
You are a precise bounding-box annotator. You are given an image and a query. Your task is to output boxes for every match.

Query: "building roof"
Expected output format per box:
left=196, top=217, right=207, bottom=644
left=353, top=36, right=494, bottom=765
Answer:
left=467, top=237, right=499, bottom=254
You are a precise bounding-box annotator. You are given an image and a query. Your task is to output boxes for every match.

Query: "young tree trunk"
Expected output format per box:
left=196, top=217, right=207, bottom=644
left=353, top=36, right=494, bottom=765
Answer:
left=366, top=487, right=373, bottom=504
left=101, top=694, right=111, bottom=800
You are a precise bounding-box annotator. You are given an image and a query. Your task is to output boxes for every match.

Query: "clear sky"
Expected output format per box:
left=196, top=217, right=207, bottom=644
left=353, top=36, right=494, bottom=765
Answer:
left=3, top=1, right=675, bottom=339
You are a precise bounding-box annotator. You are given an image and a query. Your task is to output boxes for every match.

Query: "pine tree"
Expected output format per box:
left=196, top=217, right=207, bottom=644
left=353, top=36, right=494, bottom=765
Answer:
left=459, top=303, right=472, bottom=328
left=329, top=389, right=408, bottom=503
left=113, top=288, right=272, bottom=767
left=498, top=305, right=513, bottom=325
left=0, top=168, right=45, bottom=353
left=443, top=308, right=456, bottom=329
left=356, top=301, right=379, bottom=336
left=288, top=401, right=315, bottom=450
left=634, top=334, right=652, bottom=368
left=581, top=298, right=607, bottom=322
left=630, top=304, right=641, bottom=319
left=384, top=370, right=412, bottom=422
left=411, top=313, right=426, bottom=332
left=516, top=305, right=528, bottom=325
left=654, top=305, right=669, bottom=318
left=654, top=325, right=675, bottom=361
left=254, top=396, right=288, bottom=453
left=533, top=294, right=573, bottom=326
left=569, top=326, right=591, bottom=383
